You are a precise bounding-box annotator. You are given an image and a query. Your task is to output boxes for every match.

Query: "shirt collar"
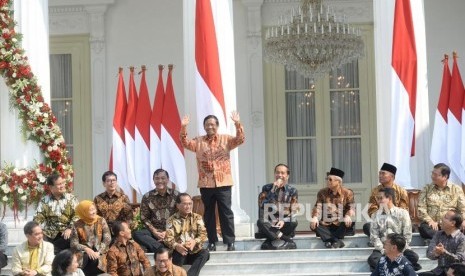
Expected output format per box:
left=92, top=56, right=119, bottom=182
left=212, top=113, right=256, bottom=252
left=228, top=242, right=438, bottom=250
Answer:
left=105, top=191, right=121, bottom=198
left=154, top=188, right=172, bottom=196
left=155, top=264, right=174, bottom=275
left=451, top=229, right=461, bottom=238
left=203, top=134, right=218, bottom=142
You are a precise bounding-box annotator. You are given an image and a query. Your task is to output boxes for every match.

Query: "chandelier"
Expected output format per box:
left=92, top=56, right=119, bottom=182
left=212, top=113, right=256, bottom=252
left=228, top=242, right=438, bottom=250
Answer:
left=264, top=0, right=365, bottom=79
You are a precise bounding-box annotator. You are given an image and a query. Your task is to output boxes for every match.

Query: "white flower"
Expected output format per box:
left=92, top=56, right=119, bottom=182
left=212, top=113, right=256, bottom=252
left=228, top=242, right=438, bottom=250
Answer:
left=38, top=174, right=46, bottom=183
left=47, top=146, right=53, bottom=152
left=17, top=188, right=24, bottom=194
left=52, top=145, right=58, bottom=151
left=20, top=195, right=27, bottom=201
left=2, top=196, right=7, bottom=202
left=22, top=178, right=27, bottom=184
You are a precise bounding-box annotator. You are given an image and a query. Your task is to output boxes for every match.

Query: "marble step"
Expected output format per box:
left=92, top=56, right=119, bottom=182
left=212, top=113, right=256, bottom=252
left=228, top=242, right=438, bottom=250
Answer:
left=200, top=257, right=436, bottom=275
left=207, top=246, right=428, bottom=263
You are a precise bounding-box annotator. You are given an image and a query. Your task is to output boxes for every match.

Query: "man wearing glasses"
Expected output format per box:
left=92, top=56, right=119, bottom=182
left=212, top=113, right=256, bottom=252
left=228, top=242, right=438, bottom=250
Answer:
left=94, top=171, right=133, bottom=231
left=363, top=163, right=409, bottom=237
left=310, top=167, right=355, bottom=248
left=418, top=163, right=465, bottom=241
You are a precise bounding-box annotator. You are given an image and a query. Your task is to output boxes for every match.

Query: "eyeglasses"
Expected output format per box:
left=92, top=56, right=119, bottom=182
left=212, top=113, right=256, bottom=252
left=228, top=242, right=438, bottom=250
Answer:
left=431, top=171, right=442, bottom=177
left=105, top=179, right=117, bottom=183
left=325, top=177, right=337, bottom=182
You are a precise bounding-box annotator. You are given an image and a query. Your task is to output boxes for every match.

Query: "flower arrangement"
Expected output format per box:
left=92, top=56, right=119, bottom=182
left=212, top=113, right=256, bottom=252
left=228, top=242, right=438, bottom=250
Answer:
left=0, top=0, right=73, bottom=220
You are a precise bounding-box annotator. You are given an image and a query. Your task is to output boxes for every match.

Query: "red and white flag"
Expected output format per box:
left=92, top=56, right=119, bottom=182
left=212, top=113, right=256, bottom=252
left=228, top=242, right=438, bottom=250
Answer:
left=462, top=62, right=465, bottom=172
left=161, top=65, right=186, bottom=192
left=195, top=0, right=228, bottom=131
left=110, top=68, right=132, bottom=198
left=448, top=53, right=465, bottom=183
left=124, top=67, right=138, bottom=193
left=135, top=66, right=153, bottom=194
left=389, top=0, right=418, bottom=186
left=150, top=65, right=165, bottom=182
left=430, top=56, right=451, bottom=167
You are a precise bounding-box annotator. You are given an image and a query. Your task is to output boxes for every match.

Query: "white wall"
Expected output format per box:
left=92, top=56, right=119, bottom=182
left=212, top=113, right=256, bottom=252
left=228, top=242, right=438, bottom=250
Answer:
left=424, top=0, right=465, bottom=123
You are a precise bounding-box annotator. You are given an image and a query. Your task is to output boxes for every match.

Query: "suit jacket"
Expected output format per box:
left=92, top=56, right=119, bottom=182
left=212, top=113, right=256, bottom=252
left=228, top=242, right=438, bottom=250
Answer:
left=11, top=241, right=54, bottom=276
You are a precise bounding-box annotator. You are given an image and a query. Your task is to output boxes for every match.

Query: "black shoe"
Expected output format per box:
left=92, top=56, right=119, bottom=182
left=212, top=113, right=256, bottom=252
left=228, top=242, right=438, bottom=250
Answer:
left=207, top=243, right=216, bottom=251
left=413, top=263, right=422, bottom=271
left=277, top=241, right=296, bottom=250
left=227, top=242, right=235, bottom=251
left=260, top=240, right=275, bottom=250
left=324, top=241, right=333, bottom=248
left=332, top=240, right=345, bottom=248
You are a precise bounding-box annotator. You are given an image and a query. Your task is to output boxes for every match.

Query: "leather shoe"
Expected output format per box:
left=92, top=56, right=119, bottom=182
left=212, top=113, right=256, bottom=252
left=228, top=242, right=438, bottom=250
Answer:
left=260, top=240, right=275, bottom=250
left=324, top=241, right=333, bottom=248
left=227, top=242, right=235, bottom=251
left=207, top=243, right=216, bottom=251
left=332, top=240, right=345, bottom=248
left=277, top=241, right=296, bottom=250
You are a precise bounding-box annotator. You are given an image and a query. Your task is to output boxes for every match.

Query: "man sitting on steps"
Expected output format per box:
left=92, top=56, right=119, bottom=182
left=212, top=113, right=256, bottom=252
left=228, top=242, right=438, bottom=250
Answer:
left=256, top=163, right=299, bottom=250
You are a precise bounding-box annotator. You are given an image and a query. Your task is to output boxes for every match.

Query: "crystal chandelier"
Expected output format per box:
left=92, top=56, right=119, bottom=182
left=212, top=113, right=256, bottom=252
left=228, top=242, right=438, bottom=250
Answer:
left=264, top=0, right=365, bottom=79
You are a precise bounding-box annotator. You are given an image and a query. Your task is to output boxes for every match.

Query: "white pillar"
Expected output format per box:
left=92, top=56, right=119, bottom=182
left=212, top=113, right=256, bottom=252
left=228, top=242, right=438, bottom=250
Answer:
left=0, top=0, right=49, bottom=231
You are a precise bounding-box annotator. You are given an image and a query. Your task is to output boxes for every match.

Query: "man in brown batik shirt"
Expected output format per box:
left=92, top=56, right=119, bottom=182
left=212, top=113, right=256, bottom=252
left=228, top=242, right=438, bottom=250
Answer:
left=133, top=169, right=179, bottom=252
left=94, top=171, right=133, bottom=230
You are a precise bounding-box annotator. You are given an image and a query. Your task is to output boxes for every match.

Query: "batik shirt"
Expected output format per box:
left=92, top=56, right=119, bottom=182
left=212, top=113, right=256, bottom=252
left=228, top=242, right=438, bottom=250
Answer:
left=367, top=183, right=409, bottom=217
left=33, top=192, right=79, bottom=239
left=107, top=239, right=151, bottom=276
left=418, top=182, right=465, bottom=223
left=164, top=212, right=207, bottom=254
left=258, top=183, right=299, bottom=223
left=140, top=188, right=179, bottom=233
left=143, top=264, right=187, bottom=276
left=371, top=254, right=416, bottom=276
left=180, top=122, right=245, bottom=188
left=370, top=206, right=412, bottom=253
left=94, top=191, right=133, bottom=227
left=426, top=229, right=465, bottom=275
left=312, top=186, right=355, bottom=225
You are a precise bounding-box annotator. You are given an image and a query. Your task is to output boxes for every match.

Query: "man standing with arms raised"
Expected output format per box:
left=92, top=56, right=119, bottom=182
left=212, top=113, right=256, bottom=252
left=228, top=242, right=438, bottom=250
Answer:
left=180, top=112, right=245, bottom=251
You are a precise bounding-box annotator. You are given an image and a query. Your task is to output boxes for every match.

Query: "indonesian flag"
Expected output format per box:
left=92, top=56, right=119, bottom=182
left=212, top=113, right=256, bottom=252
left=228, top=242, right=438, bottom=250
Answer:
left=463, top=64, right=465, bottom=172
left=195, top=0, right=228, bottom=132
left=161, top=65, right=186, bottom=192
left=110, top=68, right=132, bottom=198
left=124, top=67, right=138, bottom=193
left=448, top=54, right=465, bottom=183
left=430, top=56, right=451, bottom=167
left=389, top=0, right=418, bottom=186
left=135, top=66, right=153, bottom=194
left=150, top=65, right=165, bottom=184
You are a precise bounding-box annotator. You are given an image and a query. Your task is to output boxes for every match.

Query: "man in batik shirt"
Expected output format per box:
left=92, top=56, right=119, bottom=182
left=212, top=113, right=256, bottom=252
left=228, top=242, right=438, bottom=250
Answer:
left=310, top=167, right=354, bottom=249
left=257, top=163, right=299, bottom=250
left=34, top=172, right=79, bottom=254
left=371, top=233, right=417, bottom=276
left=418, top=163, right=465, bottom=240
left=180, top=112, right=245, bottom=251
left=94, top=171, right=133, bottom=230
left=107, top=221, right=151, bottom=276
left=133, top=169, right=179, bottom=252
left=364, top=163, right=409, bottom=237
left=164, top=193, right=209, bottom=276
left=367, top=187, right=421, bottom=271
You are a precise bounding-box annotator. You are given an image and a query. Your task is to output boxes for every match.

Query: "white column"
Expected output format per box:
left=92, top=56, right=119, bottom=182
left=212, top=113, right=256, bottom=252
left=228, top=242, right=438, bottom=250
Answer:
left=0, top=0, right=49, bottom=231
left=84, top=5, right=109, bottom=197
left=241, top=0, right=266, bottom=228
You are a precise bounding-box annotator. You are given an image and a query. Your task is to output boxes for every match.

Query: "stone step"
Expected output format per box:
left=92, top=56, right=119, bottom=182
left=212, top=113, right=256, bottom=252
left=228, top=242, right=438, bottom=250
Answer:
left=200, top=258, right=436, bottom=275
left=207, top=246, right=428, bottom=263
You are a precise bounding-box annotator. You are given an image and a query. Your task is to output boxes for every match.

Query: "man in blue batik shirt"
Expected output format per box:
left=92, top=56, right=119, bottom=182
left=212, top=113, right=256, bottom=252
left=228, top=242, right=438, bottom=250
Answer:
left=371, top=233, right=416, bottom=276
left=256, top=163, right=299, bottom=250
